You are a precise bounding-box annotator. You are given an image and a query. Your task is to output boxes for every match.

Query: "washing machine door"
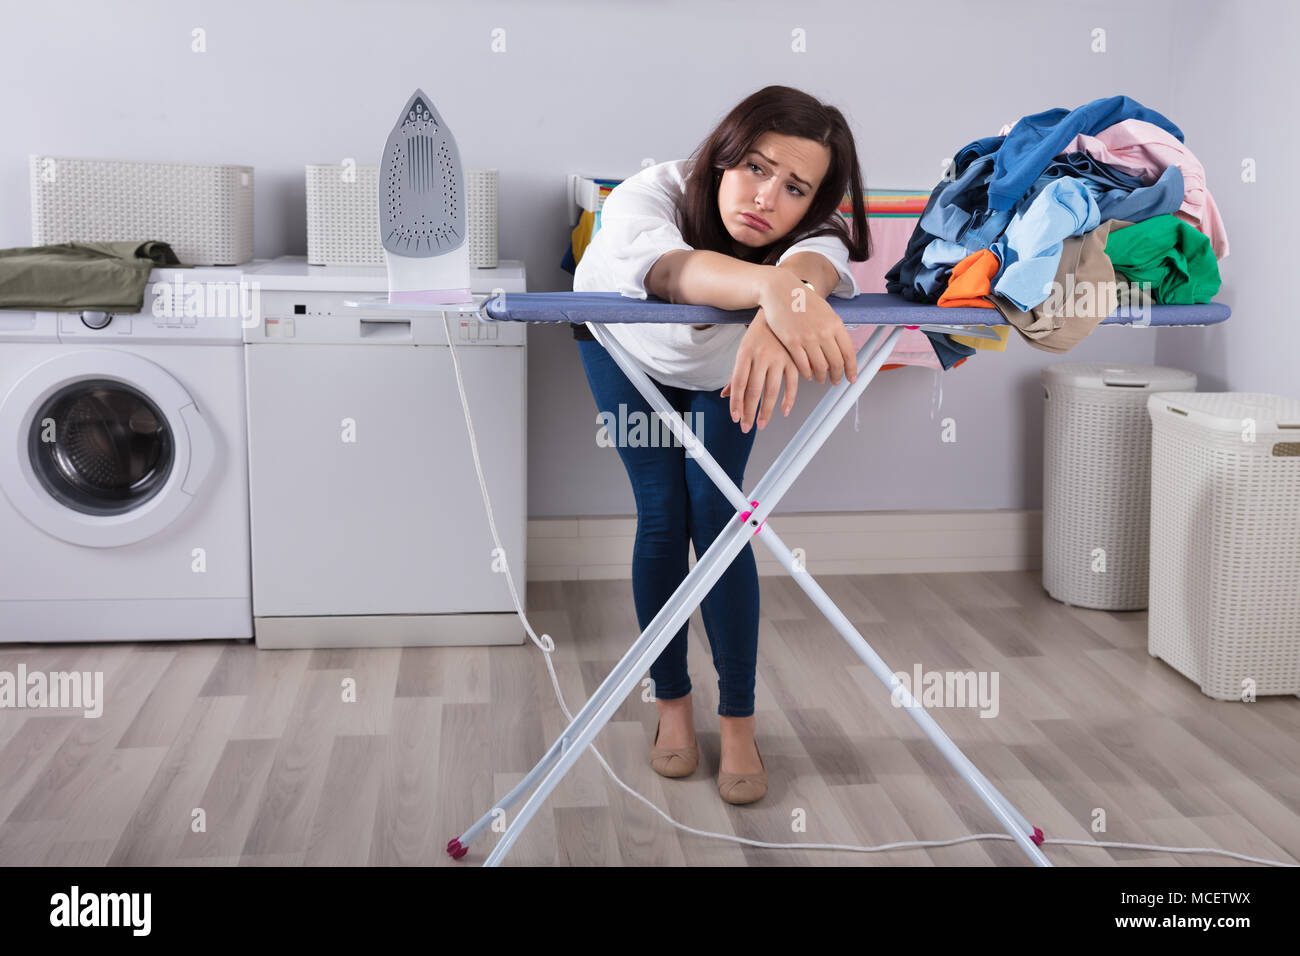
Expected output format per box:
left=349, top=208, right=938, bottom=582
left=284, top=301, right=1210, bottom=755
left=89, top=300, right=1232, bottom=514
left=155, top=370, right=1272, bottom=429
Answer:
left=0, top=350, right=215, bottom=547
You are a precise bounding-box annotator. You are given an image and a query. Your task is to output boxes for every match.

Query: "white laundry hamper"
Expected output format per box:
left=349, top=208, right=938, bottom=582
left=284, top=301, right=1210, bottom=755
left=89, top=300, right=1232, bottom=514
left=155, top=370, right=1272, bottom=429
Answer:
left=29, top=154, right=253, bottom=265
left=1146, top=391, right=1300, bottom=700
left=1041, top=363, right=1197, bottom=610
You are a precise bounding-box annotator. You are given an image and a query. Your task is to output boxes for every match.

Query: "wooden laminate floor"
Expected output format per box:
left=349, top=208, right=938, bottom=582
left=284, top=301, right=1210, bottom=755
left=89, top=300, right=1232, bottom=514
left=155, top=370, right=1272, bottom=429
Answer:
left=1, top=570, right=1297, bottom=867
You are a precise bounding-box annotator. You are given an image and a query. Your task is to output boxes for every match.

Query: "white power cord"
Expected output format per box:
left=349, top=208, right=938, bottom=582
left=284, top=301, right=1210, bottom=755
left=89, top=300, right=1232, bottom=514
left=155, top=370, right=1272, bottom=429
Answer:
left=441, top=311, right=1297, bottom=868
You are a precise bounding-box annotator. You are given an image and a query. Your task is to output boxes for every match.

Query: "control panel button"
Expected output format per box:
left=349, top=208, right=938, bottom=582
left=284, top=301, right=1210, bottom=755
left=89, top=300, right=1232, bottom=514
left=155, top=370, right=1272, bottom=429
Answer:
left=265, top=317, right=295, bottom=338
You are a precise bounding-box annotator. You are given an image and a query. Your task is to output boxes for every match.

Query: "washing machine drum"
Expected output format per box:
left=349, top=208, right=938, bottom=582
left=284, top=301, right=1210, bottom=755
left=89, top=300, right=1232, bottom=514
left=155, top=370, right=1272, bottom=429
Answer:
left=0, top=350, right=215, bottom=548
left=32, top=379, right=175, bottom=515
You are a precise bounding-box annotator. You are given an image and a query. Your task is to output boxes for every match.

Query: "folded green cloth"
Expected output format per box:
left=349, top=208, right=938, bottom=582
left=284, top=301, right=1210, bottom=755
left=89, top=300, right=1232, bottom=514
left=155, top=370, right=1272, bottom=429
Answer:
left=1104, top=214, right=1221, bottom=304
left=0, top=240, right=187, bottom=311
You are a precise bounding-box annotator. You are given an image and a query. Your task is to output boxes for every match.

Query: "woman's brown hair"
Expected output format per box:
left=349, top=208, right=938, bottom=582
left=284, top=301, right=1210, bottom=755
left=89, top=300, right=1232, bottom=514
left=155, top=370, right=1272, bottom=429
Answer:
left=679, top=85, right=870, bottom=269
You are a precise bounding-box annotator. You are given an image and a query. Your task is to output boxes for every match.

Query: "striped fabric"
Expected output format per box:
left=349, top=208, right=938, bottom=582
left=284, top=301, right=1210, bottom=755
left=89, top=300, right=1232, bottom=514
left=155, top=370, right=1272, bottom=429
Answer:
left=841, top=188, right=931, bottom=218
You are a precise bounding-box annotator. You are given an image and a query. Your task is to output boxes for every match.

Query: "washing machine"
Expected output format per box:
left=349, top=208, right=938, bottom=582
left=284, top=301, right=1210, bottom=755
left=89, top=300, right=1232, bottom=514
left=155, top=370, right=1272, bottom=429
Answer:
left=240, top=256, right=527, bottom=648
left=0, top=267, right=253, bottom=642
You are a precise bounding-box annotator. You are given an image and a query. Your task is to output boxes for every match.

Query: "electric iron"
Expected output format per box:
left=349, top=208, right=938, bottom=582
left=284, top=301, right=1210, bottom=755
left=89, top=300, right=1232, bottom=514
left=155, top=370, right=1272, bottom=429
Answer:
left=379, top=88, right=472, bottom=305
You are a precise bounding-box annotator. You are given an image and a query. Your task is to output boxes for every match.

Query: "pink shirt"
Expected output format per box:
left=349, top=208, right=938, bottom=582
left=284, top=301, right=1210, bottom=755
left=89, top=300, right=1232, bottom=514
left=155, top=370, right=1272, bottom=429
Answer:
left=1060, top=119, right=1228, bottom=258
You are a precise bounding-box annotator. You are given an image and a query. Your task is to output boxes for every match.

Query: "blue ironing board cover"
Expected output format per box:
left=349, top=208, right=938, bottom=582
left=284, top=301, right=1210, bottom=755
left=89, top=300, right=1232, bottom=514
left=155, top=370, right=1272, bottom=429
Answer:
left=482, top=291, right=1230, bottom=327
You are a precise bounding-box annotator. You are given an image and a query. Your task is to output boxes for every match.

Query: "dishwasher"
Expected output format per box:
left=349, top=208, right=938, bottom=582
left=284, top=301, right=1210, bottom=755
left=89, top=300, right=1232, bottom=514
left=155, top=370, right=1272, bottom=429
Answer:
left=241, top=256, right=527, bottom=648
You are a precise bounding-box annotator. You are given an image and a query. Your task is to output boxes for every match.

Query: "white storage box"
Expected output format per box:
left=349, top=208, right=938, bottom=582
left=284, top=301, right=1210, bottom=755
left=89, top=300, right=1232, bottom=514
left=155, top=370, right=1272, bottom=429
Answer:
left=29, top=154, right=253, bottom=266
left=1042, top=363, right=1197, bottom=610
left=1147, top=391, right=1300, bottom=699
left=305, top=164, right=498, bottom=267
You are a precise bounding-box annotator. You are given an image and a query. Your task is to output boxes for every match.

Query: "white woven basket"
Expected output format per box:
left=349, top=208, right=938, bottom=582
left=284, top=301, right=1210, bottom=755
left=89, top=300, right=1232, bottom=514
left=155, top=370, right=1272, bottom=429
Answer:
left=29, top=154, right=253, bottom=266
left=306, top=164, right=498, bottom=267
left=1041, top=363, right=1197, bottom=610
left=1147, top=391, right=1300, bottom=700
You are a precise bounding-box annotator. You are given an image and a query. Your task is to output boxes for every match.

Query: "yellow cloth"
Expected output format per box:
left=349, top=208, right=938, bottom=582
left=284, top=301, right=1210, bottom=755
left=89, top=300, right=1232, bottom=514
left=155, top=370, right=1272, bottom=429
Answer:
left=570, top=210, right=596, bottom=264
left=950, top=325, right=1011, bottom=350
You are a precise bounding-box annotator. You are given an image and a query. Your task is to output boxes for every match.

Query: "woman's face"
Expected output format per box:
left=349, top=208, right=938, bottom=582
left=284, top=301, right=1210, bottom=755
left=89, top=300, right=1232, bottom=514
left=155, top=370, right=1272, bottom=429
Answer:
left=717, top=132, right=832, bottom=253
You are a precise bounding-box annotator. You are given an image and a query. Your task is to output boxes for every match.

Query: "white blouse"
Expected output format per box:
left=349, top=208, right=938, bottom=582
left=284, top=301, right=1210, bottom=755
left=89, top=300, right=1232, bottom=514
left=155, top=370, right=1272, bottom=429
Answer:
left=572, top=158, right=860, bottom=391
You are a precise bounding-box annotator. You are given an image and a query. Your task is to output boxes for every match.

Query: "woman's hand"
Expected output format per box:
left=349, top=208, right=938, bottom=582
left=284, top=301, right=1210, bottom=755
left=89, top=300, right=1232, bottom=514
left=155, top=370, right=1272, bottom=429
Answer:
left=758, top=269, right=858, bottom=386
left=720, top=308, right=799, bottom=433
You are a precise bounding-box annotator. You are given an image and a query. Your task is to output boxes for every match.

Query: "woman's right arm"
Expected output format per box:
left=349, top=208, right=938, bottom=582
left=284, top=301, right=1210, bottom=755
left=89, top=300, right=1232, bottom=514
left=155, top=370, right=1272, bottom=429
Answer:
left=645, top=249, right=770, bottom=311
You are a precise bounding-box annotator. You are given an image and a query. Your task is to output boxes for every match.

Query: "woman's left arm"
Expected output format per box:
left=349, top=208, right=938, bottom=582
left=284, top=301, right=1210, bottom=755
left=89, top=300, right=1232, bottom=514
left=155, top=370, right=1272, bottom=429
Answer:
left=757, top=249, right=858, bottom=386
left=775, top=251, right=840, bottom=299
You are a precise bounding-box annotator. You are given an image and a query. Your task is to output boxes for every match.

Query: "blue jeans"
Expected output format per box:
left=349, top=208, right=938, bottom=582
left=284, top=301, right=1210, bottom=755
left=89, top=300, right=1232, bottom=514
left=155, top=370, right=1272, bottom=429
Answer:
left=576, top=337, right=761, bottom=717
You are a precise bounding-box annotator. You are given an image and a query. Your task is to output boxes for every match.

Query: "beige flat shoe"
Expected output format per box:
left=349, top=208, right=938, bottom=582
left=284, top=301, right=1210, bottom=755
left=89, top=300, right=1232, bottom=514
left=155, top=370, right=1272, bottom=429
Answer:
left=717, top=738, right=767, bottom=805
left=650, top=719, right=699, bottom=778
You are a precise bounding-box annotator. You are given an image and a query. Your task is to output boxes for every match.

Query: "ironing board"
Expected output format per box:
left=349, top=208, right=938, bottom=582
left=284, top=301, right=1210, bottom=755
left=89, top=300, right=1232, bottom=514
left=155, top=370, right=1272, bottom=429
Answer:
left=348, top=291, right=1231, bottom=867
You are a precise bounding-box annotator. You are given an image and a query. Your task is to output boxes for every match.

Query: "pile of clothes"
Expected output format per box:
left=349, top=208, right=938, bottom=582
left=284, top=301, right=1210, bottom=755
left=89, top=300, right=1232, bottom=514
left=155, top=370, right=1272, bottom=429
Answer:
left=885, top=94, right=1229, bottom=365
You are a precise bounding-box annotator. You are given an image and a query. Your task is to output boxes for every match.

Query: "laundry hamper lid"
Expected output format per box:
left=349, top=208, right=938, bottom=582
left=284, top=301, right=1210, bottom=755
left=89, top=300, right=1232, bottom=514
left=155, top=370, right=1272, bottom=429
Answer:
left=1147, top=391, right=1300, bottom=433
left=1040, top=361, right=1195, bottom=390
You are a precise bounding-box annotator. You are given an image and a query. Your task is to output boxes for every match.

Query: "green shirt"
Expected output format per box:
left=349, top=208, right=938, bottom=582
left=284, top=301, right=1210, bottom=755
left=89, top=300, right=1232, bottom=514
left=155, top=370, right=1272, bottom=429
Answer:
left=1104, top=214, right=1220, bottom=304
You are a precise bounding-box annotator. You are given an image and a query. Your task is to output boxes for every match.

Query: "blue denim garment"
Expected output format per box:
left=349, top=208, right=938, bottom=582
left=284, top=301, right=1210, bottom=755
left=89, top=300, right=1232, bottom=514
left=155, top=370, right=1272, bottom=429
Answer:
left=576, top=336, right=761, bottom=717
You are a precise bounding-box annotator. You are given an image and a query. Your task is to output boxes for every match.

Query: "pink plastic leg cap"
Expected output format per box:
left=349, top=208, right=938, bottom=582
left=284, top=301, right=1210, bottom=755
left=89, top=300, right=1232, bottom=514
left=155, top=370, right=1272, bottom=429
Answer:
left=447, top=838, right=468, bottom=859
left=1031, top=827, right=1044, bottom=846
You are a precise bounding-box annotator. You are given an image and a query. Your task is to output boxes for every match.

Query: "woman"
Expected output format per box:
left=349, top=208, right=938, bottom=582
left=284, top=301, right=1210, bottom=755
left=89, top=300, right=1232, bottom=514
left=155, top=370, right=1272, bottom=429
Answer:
left=572, top=85, right=870, bottom=804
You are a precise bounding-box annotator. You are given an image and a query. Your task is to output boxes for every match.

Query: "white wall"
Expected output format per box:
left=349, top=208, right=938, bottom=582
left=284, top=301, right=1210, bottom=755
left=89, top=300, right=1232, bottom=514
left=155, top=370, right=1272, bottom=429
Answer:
left=1, top=0, right=1287, bottom=517
left=1156, top=0, right=1298, bottom=393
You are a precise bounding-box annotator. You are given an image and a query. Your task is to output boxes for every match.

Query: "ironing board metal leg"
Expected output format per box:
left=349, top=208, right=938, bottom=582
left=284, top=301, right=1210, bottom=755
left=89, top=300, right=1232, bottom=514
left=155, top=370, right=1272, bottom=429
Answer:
left=753, top=525, right=1050, bottom=865
left=469, top=322, right=1046, bottom=866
